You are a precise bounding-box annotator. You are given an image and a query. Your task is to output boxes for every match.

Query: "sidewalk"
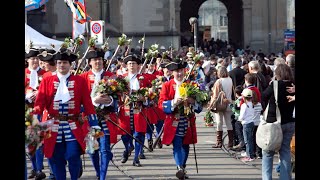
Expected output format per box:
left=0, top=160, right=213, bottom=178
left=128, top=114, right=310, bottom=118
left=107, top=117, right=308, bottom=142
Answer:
left=26, top=110, right=295, bottom=179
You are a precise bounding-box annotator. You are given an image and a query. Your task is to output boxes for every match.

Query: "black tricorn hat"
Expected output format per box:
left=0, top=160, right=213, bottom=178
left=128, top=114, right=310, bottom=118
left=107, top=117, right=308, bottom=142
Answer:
left=147, top=57, right=157, bottom=65
left=85, top=48, right=105, bottom=61
left=160, top=56, right=172, bottom=68
left=123, top=54, right=141, bottom=64
left=165, top=58, right=187, bottom=71
left=54, top=48, right=78, bottom=62
left=37, top=49, right=56, bottom=61
left=25, top=48, right=40, bottom=58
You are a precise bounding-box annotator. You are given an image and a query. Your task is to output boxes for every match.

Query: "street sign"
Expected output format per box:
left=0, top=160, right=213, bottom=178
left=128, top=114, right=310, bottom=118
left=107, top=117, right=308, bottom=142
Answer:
left=90, top=20, right=105, bottom=45
left=284, top=29, right=295, bottom=55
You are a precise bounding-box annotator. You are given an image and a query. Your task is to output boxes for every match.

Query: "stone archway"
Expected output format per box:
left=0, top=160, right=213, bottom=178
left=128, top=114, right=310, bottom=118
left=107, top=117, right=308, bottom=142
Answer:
left=179, top=0, right=244, bottom=49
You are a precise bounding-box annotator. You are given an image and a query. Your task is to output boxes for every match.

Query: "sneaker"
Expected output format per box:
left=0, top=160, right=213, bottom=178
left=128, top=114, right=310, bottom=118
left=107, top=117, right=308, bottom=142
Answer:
left=241, top=157, right=255, bottom=162
left=240, top=151, right=247, bottom=157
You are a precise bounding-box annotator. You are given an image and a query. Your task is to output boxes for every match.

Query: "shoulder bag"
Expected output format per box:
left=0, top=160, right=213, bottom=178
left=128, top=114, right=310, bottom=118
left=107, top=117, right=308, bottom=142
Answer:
left=256, top=80, right=283, bottom=152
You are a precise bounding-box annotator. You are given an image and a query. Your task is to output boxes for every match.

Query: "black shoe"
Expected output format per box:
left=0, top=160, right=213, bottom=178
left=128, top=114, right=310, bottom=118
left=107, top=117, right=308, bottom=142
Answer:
left=176, top=165, right=185, bottom=179
left=48, top=173, right=55, bottom=180
left=121, top=151, right=129, bottom=163
left=28, top=170, right=36, bottom=179
left=78, top=166, right=83, bottom=178
left=133, top=160, right=142, bottom=167
left=148, top=140, right=153, bottom=152
left=35, top=171, right=46, bottom=180
left=157, top=138, right=163, bottom=149
left=139, top=154, right=146, bottom=159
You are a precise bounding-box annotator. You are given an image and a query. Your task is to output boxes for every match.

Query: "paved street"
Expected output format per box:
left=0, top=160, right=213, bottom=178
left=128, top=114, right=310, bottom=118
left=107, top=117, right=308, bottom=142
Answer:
left=27, top=110, right=295, bottom=179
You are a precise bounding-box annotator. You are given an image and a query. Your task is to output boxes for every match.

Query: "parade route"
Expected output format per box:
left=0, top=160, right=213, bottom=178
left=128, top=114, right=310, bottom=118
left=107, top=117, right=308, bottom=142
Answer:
left=27, top=110, right=295, bottom=180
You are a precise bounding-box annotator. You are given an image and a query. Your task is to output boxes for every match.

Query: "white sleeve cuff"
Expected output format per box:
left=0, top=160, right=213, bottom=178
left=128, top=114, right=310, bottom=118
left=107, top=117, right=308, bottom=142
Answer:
left=103, top=96, right=114, bottom=107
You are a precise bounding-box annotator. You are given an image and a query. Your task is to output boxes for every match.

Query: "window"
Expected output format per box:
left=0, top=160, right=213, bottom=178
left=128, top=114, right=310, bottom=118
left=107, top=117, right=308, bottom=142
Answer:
left=220, top=16, right=227, bottom=27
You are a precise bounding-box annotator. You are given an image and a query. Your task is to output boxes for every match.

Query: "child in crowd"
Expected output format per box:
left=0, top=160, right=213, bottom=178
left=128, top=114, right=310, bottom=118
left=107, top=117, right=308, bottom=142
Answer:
left=231, top=85, right=245, bottom=151
left=238, top=88, right=255, bottom=162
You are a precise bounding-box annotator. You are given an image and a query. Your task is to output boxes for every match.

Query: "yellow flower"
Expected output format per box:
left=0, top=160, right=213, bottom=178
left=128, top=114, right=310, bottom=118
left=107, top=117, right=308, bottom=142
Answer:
left=110, top=86, right=116, bottom=91
left=179, top=86, right=187, bottom=98
left=25, top=121, right=31, bottom=126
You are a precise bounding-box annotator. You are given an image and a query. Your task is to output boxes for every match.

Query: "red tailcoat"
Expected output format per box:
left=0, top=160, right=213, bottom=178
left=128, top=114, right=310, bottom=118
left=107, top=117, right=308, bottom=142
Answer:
left=158, top=79, right=197, bottom=145
left=145, top=73, right=165, bottom=123
left=118, top=73, right=152, bottom=134
left=33, top=75, right=97, bottom=158
left=80, top=70, right=119, bottom=143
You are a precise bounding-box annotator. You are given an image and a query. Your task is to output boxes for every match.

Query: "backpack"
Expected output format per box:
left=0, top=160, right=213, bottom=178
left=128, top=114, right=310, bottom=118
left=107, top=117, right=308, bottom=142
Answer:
left=209, top=80, right=228, bottom=113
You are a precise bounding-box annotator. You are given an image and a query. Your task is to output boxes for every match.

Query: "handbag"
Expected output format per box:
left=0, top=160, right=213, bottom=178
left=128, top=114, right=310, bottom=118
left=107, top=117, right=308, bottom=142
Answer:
left=209, top=79, right=228, bottom=113
left=256, top=80, right=283, bottom=152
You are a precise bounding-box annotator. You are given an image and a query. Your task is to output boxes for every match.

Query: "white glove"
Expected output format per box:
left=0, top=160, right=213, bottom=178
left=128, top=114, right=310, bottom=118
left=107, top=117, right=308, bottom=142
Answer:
left=91, top=125, right=101, bottom=130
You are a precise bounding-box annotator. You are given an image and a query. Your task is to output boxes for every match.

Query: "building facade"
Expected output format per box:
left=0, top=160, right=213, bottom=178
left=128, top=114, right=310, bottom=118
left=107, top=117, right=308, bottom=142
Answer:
left=27, top=0, right=295, bottom=54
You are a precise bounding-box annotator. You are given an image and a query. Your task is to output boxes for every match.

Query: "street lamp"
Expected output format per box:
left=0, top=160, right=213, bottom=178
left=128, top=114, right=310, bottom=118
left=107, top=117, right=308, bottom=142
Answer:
left=189, top=17, right=198, bottom=52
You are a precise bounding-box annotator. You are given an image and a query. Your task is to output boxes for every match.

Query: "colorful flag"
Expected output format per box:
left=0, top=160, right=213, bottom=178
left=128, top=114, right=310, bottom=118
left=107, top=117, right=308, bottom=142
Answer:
left=72, top=18, right=86, bottom=39
left=64, top=0, right=91, bottom=24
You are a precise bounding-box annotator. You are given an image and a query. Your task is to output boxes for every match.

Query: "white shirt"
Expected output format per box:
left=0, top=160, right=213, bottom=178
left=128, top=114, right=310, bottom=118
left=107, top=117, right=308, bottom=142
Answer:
left=239, top=101, right=255, bottom=125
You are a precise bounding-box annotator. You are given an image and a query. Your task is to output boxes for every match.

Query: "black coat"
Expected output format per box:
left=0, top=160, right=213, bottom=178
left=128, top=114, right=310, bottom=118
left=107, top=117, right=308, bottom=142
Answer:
left=261, top=80, right=295, bottom=125
left=229, top=67, right=247, bottom=87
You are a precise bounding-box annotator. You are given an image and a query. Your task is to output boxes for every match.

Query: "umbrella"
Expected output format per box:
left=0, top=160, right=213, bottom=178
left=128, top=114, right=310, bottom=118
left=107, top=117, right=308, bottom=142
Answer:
left=25, top=0, right=48, bottom=12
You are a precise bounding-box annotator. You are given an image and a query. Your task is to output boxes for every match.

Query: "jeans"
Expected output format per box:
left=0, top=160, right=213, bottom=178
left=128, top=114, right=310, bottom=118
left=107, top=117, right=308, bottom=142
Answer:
left=253, top=125, right=262, bottom=157
left=242, top=122, right=254, bottom=158
left=235, top=121, right=244, bottom=147
left=262, top=122, right=295, bottom=180
left=172, top=135, right=190, bottom=166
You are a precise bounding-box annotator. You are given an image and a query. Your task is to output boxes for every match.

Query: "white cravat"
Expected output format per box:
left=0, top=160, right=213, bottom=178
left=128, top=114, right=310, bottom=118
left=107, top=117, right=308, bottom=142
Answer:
left=128, top=73, right=140, bottom=92
left=91, top=69, right=104, bottom=97
left=54, top=72, right=71, bottom=103
left=171, top=78, right=183, bottom=110
left=29, top=67, right=40, bottom=90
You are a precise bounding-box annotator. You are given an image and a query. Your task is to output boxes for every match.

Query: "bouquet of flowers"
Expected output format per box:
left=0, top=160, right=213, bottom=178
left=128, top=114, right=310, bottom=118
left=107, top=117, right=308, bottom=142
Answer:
left=178, top=81, right=209, bottom=115
left=85, top=128, right=104, bottom=154
left=149, top=76, right=165, bottom=104
left=124, top=87, right=149, bottom=108
left=204, top=111, right=214, bottom=127
left=25, top=104, right=53, bottom=156
left=93, top=76, right=130, bottom=118
left=94, top=76, right=130, bottom=99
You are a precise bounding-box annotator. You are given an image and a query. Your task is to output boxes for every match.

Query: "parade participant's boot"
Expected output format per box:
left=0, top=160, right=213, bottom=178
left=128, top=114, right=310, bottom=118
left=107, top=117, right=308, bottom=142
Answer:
left=28, top=169, right=36, bottom=179
left=176, top=165, right=185, bottom=179
left=157, top=138, right=163, bottom=149
left=183, top=164, right=189, bottom=179
left=48, top=173, right=55, bottom=180
left=139, top=149, right=146, bottom=159
left=132, top=160, right=142, bottom=167
left=212, top=131, right=223, bottom=148
left=128, top=146, right=134, bottom=156
left=148, top=139, right=153, bottom=152
left=35, top=171, right=46, bottom=180
left=227, top=130, right=234, bottom=149
left=121, top=151, right=129, bottom=163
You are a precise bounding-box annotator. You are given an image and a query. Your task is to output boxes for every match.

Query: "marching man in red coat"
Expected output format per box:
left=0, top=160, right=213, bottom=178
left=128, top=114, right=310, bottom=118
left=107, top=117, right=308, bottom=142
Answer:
left=33, top=48, right=101, bottom=180
left=79, top=47, right=119, bottom=179
left=158, top=58, right=202, bottom=179
left=118, top=54, right=152, bottom=167
left=25, top=47, right=47, bottom=180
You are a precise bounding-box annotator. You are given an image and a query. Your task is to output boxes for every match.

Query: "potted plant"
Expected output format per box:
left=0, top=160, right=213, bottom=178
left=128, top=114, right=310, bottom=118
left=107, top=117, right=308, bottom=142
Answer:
left=204, top=111, right=214, bottom=127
